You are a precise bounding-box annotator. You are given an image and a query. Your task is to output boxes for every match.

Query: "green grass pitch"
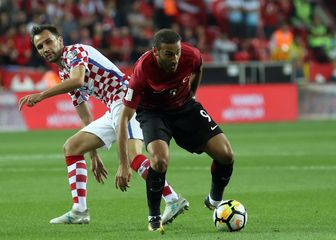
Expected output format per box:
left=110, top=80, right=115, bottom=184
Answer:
left=0, top=120, right=336, bottom=240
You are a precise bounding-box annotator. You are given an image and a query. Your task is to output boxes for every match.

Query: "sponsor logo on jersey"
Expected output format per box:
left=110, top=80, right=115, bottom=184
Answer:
left=125, top=88, right=134, bottom=101
left=170, top=88, right=177, bottom=96
left=67, top=50, right=78, bottom=59
left=182, top=73, right=192, bottom=83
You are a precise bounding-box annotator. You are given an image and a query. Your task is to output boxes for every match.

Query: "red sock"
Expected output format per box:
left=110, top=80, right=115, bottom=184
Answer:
left=65, top=155, right=87, bottom=212
left=131, top=154, right=178, bottom=202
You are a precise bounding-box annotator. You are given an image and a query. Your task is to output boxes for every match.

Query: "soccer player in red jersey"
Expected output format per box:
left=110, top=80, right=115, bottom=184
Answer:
left=18, top=25, right=189, bottom=225
left=116, top=29, right=235, bottom=233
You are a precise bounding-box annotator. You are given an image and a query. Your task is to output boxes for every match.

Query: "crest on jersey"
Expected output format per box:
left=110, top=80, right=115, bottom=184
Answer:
left=67, top=50, right=78, bottom=59
left=125, top=88, right=134, bottom=101
left=170, top=88, right=177, bottom=96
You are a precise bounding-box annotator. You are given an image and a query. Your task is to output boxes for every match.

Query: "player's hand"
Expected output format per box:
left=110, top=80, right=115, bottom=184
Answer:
left=115, top=164, right=132, bottom=192
left=18, top=93, right=43, bottom=111
left=90, top=153, right=108, bottom=184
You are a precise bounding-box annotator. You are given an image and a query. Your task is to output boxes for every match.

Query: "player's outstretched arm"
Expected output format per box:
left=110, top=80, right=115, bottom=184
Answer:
left=18, top=65, right=85, bottom=110
left=18, top=93, right=43, bottom=110
left=115, top=105, right=136, bottom=192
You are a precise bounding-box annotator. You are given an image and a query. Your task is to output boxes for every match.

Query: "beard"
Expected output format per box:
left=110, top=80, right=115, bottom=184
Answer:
left=44, top=51, right=61, bottom=63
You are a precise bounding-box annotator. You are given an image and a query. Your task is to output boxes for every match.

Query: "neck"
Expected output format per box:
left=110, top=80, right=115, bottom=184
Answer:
left=54, top=47, right=64, bottom=67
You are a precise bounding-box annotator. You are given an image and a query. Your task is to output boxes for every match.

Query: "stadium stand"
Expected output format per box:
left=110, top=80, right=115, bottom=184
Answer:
left=0, top=0, right=336, bottom=85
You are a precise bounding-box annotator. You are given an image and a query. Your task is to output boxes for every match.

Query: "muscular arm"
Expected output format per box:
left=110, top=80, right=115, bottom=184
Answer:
left=41, top=65, right=85, bottom=99
left=190, top=64, right=203, bottom=95
left=115, top=105, right=136, bottom=191
left=75, top=101, right=93, bottom=126
left=18, top=65, right=85, bottom=110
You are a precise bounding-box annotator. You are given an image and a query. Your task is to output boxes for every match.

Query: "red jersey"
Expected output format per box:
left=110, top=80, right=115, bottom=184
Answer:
left=123, top=43, right=202, bottom=110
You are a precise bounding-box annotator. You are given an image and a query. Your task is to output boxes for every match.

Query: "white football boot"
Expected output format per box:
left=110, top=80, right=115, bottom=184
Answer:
left=162, top=195, right=189, bottom=225
left=49, top=209, right=90, bottom=224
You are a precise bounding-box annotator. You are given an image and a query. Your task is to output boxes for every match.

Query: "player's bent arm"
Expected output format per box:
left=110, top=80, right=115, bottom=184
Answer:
left=75, top=101, right=94, bottom=127
left=19, top=65, right=86, bottom=110
left=40, top=65, right=86, bottom=100
left=117, top=105, right=136, bottom=167
left=190, top=64, right=203, bottom=95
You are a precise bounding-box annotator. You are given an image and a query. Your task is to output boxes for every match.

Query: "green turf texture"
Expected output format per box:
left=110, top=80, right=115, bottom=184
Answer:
left=0, top=120, right=335, bottom=240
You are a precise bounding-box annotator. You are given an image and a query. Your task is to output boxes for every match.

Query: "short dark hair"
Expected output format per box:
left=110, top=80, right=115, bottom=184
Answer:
left=30, top=24, right=60, bottom=42
left=153, top=29, right=181, bottom=49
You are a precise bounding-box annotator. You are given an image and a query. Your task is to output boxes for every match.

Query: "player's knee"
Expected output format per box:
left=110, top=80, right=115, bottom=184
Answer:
left=217, top=145, right=234, bottom=165
left=224, top=151, right=234, bottom=164
left=63, top=139, right=72, bottom=156
left=151, top=155, right=168, bottom=172
left=63, top=137, right=81, bottom=156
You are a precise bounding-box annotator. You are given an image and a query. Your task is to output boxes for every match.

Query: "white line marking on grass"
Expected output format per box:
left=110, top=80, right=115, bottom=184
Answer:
left=1, top=165, right=335, bottom=173
left=236, top=151, right=336, bottom=157
left=0, top=167, right=64, bottom=172
left=0, top=154, right=63, bottom=161
left=176, top=165, right=336, bottom=171
left=1, top=150, right=336, bottom=161
left=172, top=151, right=336, bottom=157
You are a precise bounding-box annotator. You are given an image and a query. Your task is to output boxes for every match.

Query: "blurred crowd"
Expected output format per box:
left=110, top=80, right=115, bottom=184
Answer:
left=0, top=0, right=336, bottom=72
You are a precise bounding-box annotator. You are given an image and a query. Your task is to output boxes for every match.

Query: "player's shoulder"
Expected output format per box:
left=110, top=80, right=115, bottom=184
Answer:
left=64, top=43, right=86, bottom=53
left=63, top=44, right=88, bottom=59
left=137, top=50, right=152, bottom=64
left=181, top=42, right=201, bottom=59
left=134, top=50, right=153, bottom=70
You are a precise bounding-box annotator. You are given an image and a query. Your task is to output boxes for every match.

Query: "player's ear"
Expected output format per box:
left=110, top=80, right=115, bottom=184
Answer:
left=58, top=36, right=64, bottom=47
left=153, top=47, right=159, bottom=57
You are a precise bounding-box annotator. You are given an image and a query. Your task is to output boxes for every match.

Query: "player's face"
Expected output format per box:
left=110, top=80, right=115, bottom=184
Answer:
left=154, top=41, right=181, bottom=73
left=33, top=30, right=63, bottom=63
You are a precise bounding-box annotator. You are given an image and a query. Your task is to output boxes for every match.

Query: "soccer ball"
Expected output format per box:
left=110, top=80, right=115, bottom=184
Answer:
left=213, top=199, right=247, bottom=232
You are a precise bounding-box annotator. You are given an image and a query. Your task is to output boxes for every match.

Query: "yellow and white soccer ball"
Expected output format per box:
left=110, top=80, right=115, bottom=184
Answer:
left=213, top=199, right=247, bottom=232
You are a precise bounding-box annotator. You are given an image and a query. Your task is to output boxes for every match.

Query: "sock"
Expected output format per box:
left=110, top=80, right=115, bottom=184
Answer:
left=146, top=167, right=166, bottom=217
left=208, top=194, right=222, bottom=208
left=210, top=160, right=233, bottom=201
left=65, top=155, right=87, bottom=212
left=131, top=154, right=178, bottom=203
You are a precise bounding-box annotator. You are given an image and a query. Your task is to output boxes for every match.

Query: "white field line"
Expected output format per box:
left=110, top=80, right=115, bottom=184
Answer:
left=0, top=167, right=64, bottom=172
left=1, top=151, right=336, bottom=161
left=0, top=154, right=64, bottom=161
left=176, top=165, right=336, bottom=171
left=0, top=165, right=335, bottom=173
left=0, top=152, right=335, bottom=173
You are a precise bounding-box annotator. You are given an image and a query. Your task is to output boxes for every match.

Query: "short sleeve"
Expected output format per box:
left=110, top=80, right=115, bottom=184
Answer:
left=123, top=61, right=145, bottom=109
left=193, top=47, right=203, bottom=72
left=69, top=89, right=89, bottom=107
left=66, top=45, right=89, bottom=70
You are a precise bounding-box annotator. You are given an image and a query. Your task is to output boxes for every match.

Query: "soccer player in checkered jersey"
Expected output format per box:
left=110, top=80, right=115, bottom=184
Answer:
left=18, top=25, right=189, bottom=224
left=116, top=29, right=235, bottom=233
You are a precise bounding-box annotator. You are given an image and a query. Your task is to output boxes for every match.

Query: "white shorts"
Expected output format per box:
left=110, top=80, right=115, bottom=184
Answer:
left=81, top=99, right=143, bottom=150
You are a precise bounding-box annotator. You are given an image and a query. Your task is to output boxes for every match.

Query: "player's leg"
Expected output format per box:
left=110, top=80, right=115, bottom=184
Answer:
left=126, top=114, right=184, bottom=202
left=50, top=114, right=109, bottom=224
left=146, top=139, right=169, bottom=233
left=172, top=100, right=234, bottom=210
left=203, top=133, right=234, bottom=210
left=128, top=139, right=189, bottom=225
left=64, top=131, right=105, bottom=207
left=127, top=112, right=189, bottom=225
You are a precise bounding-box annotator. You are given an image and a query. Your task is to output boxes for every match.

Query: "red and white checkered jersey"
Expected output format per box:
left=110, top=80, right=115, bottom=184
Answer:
left=59, top=44, right=129, bottom=107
